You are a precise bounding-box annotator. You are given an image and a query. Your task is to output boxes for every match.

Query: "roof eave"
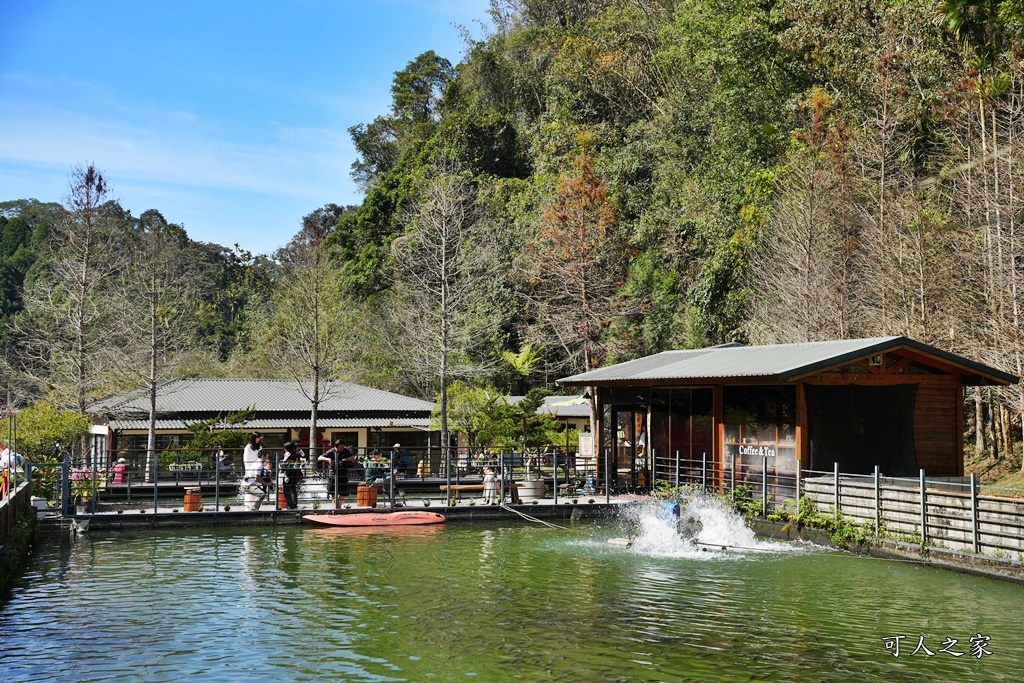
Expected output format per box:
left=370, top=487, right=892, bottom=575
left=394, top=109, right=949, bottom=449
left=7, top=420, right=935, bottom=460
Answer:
left=780, top=337, right=1017, bottom=385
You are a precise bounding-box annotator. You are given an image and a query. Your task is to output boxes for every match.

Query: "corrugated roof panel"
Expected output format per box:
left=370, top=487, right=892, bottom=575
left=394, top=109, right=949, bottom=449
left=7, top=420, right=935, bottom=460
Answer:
left=631, top=338, right=900, bottom=380
left=91, top=379, right=436, bottom=416
left=556, top=337, right=1011, bottom=384
left=560, top=349, right=713, bottom=383
left=108, top=417, right=432, bottom=431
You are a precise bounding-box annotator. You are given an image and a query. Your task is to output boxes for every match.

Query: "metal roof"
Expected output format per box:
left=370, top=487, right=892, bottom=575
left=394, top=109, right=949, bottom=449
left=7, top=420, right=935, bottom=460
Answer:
left=507, top=395, right=592, bottom=418
left=91, top=378, right=436, bottom=417
left=558, top=337, right=1017, bottom=386
left=108, top=417, right=432, bottom=431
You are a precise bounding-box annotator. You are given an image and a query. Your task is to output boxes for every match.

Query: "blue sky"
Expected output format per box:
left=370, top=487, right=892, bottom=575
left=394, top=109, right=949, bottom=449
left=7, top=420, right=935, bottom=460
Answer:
left=0, top=0, right=491, bottom=255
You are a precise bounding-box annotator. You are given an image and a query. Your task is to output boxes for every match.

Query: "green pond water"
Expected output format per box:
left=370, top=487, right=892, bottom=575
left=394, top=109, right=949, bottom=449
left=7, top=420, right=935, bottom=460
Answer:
left=1, top=500, right=1021, bottom=683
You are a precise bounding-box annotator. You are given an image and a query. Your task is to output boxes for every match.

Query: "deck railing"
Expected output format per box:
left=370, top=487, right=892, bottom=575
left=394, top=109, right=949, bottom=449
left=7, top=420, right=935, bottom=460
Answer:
left=33, top=446, right=602, bottom=514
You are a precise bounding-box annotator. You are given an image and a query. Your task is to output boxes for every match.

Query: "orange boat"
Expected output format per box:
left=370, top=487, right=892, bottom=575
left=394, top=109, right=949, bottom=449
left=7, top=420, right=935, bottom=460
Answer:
left=303, top=510, right=446, bottom=526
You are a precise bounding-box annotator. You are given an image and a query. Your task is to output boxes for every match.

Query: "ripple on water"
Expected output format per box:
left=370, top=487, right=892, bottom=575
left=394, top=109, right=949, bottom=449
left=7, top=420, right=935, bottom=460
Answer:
left=2, top=520, right=1021, bottom=683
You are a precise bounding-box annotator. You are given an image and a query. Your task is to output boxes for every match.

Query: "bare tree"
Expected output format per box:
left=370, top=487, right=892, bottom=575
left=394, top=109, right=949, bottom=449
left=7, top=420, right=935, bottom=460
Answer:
left=263, top=205, right=351, bottom=458
left=942, top=60, right=1024, bottom=466
left=520, top=149, right=635, bottom=431
left=747, top=95, right=858, bottom=344
left=6, top=164, right=125, bottom=415
left=390, top=155, right=495, bottom=457
left=103, top=210, right=200, bottom=480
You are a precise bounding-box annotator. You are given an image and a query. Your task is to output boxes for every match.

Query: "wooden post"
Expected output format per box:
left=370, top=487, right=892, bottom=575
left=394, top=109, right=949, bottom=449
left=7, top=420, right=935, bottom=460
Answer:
left=713, top=385, right=723, bottom=487
left=761, top=455, right=768, bottom=518
left=874, top=465, right=880, bottom=535
left=970, top=472, right=979, bottom=554
left=730, top=450, right=736, bottom=500
left=834, top=461, right=840, bottom=521
left=796, top=382, right=808, bottom=469
left=604, top=447, right=611, bottom=504
left=795, top=459, right=801, bottom=504
left=919, top=469, right=927, bottom=549
left=674, top=450, right=680, bottom=488
left=956, top=384, right=965, bottom=477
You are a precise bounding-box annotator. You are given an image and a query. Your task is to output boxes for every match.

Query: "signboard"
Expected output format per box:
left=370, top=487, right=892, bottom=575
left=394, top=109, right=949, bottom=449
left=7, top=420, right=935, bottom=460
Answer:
left=578, top=433, right=594, bottom=458
left=738, top=445, right=775, bottom=458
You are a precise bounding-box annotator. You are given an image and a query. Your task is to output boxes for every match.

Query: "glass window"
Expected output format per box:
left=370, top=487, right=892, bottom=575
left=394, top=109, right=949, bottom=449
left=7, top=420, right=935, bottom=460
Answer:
left=723, top=386, right=797, bottom=472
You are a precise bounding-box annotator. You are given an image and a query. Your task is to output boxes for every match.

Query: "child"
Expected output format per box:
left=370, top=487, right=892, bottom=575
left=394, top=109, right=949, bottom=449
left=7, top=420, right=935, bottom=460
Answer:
left=111, top=458, right=128, bottom=484
left=482, top=467, right=497, bottom=505
left=257, top=452, right=274, bottom=486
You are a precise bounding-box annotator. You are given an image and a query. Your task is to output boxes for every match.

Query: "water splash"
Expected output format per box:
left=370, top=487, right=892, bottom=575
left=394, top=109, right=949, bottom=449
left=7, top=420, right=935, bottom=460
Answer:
left=615, top=493, right=789, bottom=558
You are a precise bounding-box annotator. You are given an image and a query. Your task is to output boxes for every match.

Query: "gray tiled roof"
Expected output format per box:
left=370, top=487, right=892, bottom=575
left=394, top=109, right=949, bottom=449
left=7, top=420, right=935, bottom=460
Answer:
left=108, top=417, right=432, bottom=431
left=91, top=378, right=436, bottom=417
left=559, top=337, right=1017, bottom=385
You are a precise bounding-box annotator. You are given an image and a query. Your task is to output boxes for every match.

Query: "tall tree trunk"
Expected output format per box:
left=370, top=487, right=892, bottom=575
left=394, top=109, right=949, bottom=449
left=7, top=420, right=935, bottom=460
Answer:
left=999, top=401, right=1012, bottom=458
left=988, top=390, right=999, bottom=461
left=975, top=387, right=985, bottom=459
left=147, top=277, right=159, bottom=483
left=440, top=289, right=450, bottom=460
left=310, top=370, right=320, bottom=459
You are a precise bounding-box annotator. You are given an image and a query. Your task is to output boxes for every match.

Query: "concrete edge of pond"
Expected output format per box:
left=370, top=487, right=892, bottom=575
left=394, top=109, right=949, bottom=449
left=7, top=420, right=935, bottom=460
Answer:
left=750, top=519, right=1024, bottom=585
left=34, top=501, right=623, bottom=534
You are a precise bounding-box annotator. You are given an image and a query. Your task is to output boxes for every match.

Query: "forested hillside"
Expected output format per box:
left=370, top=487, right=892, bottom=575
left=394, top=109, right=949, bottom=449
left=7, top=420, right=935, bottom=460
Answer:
left=2, top=0, right=1021, bottom=466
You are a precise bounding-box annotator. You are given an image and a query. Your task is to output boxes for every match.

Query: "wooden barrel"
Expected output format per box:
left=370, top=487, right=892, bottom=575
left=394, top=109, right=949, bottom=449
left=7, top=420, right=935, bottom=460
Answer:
left=184, top=488, right=202, bottom=512
left=357, top=484, right=377, bottom=507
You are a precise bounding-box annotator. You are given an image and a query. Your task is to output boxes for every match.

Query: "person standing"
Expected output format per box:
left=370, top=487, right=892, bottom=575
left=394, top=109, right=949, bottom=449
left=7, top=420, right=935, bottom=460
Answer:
left=280, top=442, right=304, bottom=510
left=242, top=432, right=266, bottom=510
left=242, top=432, right=263, bottom=481
left=216, top=445, right=234, bottom=475
left=392, top=443, right=411, bottom=478
left=318, top=439, right=355, bottom=509
left=482, top=467, right=497, bottom=505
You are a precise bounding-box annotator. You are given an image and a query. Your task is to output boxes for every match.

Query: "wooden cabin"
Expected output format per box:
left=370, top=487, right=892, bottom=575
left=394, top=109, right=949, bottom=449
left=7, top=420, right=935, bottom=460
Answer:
left=558, top=337, right=1016, bottom=489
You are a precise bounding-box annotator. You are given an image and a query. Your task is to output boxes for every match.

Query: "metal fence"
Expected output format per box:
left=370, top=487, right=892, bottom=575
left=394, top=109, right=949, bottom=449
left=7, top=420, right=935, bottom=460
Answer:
left=32, top=445, right=601, bottom=515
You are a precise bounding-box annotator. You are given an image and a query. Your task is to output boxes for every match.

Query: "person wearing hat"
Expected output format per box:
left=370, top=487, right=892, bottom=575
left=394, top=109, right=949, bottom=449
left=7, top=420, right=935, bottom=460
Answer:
left=392, top=443, right=412, bottom=479
left=111, top=457, right=128, bottom=484
left=280, top=442, right=305, bottom=509
left=318, top=438, right=356, bottom=508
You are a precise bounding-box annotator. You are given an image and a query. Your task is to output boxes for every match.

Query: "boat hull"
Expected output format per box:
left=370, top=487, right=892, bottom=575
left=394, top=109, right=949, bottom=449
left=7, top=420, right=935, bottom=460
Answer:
left=303, top=511, right=446, bottom=526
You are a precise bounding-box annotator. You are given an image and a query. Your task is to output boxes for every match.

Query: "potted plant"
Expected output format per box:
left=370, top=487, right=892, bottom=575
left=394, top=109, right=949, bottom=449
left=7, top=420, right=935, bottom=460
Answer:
left=70, top=467, right=103, bottom=513
left=516, top=452, right=547, bottom=499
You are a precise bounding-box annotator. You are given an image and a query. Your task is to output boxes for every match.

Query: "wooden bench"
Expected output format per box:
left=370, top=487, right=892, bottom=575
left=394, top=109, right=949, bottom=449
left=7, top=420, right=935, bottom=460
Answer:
left=439, top=483, right=520, bottom=502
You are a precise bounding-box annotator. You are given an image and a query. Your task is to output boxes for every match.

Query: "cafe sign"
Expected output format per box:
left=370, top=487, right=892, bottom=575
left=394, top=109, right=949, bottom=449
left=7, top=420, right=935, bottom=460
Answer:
left=739, top=445, right=775, bottom=458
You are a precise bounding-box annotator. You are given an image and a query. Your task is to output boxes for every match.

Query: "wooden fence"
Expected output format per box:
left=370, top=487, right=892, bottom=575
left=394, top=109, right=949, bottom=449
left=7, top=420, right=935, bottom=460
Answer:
left=802, top=472, right=1024, bottom=559
left=660, top=455, right=1024, bottom=562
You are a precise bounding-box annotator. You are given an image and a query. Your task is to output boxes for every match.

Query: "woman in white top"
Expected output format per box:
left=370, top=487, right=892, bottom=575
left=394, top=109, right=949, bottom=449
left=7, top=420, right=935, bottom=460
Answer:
left=242, top=432, right=263, bottom=481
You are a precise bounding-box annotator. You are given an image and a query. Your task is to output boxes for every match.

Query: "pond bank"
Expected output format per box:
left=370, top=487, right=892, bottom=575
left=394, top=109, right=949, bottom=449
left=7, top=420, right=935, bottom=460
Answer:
left=35, top=499, right=620, bottom=535
left=750, top=518, right=1024, bottom=585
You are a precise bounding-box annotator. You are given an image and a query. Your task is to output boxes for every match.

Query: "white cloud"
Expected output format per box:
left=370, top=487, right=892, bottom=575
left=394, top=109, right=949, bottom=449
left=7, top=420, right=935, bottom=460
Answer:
left=0, top=104, right=355, bottom=202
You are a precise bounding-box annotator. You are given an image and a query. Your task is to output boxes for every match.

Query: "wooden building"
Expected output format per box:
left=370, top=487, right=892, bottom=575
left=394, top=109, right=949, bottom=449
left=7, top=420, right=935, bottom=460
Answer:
left=88, top=378, right=437, bottom=465
left=558, top=337, right=1016, bottom=490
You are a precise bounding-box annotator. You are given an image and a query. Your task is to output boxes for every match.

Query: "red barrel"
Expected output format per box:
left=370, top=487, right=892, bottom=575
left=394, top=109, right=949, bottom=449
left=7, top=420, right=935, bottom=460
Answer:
left=357, top=484, right=378, bottom=507
left=184, top=488, right=202, bottom=512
